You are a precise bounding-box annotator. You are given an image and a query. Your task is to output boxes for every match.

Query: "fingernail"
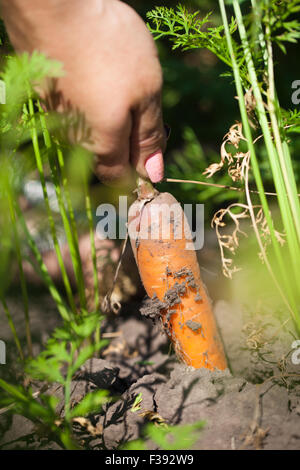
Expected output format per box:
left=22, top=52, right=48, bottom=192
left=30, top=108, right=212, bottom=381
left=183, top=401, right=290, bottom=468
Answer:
left=145, top=150, right=164, bottom=183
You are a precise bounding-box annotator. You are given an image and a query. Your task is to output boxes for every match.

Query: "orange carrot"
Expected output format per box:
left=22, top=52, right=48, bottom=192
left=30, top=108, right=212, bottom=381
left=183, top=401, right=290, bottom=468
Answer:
left=128, top=178, right=227, bottom=370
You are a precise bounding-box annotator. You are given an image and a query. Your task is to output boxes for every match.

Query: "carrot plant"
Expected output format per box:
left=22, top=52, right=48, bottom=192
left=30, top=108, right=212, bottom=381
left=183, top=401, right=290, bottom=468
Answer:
left=147, top=1, right=300, bottom=332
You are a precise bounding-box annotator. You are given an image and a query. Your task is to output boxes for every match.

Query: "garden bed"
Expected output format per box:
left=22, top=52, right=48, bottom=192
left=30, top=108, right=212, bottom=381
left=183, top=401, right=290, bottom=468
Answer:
left=1, top=245, right=299, bottom=450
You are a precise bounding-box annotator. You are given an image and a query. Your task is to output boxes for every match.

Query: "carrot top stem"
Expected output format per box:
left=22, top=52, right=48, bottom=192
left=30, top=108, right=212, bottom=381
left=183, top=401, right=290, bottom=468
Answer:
left=137, top=176, right=158, bottom=200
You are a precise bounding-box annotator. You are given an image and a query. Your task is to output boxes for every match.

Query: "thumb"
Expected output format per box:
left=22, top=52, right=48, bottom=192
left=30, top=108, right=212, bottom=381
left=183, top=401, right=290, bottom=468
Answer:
left=130, top=96, right=166, bottom=183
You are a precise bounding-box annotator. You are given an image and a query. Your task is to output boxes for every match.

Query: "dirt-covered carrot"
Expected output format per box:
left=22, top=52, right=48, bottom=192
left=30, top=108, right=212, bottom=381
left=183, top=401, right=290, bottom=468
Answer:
left=128, top=178, right=227, bottom=370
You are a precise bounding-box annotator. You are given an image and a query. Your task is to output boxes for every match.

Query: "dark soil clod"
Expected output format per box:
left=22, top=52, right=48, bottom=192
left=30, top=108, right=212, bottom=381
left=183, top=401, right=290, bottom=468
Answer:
left=163, top=288, right=181, bottom=307
left=139, top=293, right=167, bottom=320
left=173, top=267, right=191, bottom=278
left=163, top=280, right=187, bottom=307
left=185, top=320, right=202, bottom=332
left=165, top=266, right=172, bottom=276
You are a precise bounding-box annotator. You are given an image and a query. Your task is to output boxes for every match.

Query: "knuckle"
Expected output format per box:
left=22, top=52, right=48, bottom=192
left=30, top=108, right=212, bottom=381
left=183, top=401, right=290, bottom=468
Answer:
left=139, top=128, right=165, bottom=152
left=94, top=160, right=130, bottom=183
left=133, top=60, right=163, bottom=101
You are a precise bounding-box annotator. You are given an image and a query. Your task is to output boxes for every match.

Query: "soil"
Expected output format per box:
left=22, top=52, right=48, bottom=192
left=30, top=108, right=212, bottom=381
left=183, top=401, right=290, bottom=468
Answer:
left=0, top=232, right=300, bottom=450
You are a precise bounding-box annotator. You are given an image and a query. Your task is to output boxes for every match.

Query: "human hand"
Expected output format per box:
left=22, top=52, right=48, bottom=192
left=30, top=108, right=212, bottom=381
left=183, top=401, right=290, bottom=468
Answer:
left=1, top=0, right=166, bottom=183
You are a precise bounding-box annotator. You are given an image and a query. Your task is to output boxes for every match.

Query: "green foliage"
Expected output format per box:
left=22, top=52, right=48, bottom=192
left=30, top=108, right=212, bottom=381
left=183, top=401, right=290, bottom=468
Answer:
left=130, top=392, right=143, bottom=413
left=122, top=420, right=205, bottom=451
left=260, top=0, right=300, bottom=54
left=0, top=312, right=108, bottom=449
left=69, top=390, right=110, bottom=419
left=147, top=420, right=205, bottom=450
left=147, top=5, right=239, bottom=69
left=0, top=52, right=63, bottom=152
left=148, top=0, right=300, bottom=329
left=26, top=331, right=105, bottom=385
left=125, top=390, right=205, bottom=450
left=0, top=378, right=77, bottom=449
left=0, top=50, right=108, bottom=449
left=0, top=378, right=59, bottom=427
left=26, top=312, right=107, bottom=408
left=3, top=50, right=63, bottom=100
left=147, top=2, right=300, bottom=117
left=282, top=109, right=300, bottom=146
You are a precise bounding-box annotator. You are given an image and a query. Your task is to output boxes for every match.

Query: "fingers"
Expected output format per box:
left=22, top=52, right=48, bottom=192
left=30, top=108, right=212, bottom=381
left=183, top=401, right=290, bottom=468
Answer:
left=91, top=89, right=166, bottom=185
left=130, top=88, right=166, bottom=183
left=90, top=105, right=134, bottom=185
left=93, top=102, right=166, bottom=185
